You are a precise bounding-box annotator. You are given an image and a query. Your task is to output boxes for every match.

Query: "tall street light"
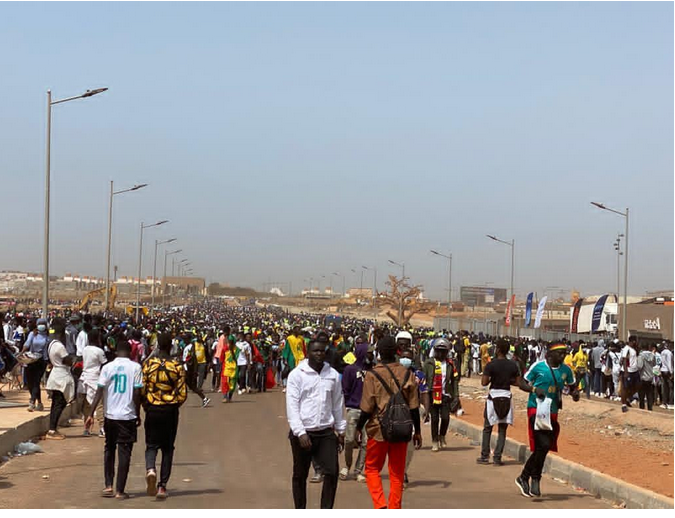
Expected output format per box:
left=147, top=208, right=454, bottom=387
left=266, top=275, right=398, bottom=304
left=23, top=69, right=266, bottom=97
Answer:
left=430, top=250, right=453, bottom=314
left=332, top=272, right=344, bottom=297
left=152, top=238, right=176, bottom=313
left=613, top=233, right=624, bottom=301
left=43, top=87, right=108, bottom=317
left=486, top=235, right=515, bottom=302
left=362, top=266, right=378, bottom=318
left=163, top=249, right=182, bottom=306
left=105, top=182, right=148, bottom=311
left=592, top=202, right=630, bottom=340
left=137, top=220, right=168, bottom=321
left=388, top=260, right=405, bottom=326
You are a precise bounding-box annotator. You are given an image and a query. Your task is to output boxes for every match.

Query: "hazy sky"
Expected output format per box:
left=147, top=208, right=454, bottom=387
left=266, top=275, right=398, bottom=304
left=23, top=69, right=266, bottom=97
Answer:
left=1, top=1, right=672, bottom=301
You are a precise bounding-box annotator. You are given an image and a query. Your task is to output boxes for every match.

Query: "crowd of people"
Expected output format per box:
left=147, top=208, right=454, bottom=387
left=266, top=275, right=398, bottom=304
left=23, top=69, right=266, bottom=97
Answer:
left=0, top=301, right=672, bottom=507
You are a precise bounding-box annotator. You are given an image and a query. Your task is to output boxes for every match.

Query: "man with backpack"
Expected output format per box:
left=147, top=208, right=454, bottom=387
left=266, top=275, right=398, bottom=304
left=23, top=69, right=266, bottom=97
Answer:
left=356, top=336, right=421, bottom=509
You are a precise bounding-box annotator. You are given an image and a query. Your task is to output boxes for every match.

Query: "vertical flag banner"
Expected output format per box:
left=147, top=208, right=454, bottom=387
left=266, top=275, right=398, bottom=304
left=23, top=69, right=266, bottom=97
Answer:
left=505, top=294, right=516, bottom=327
left=591, top=295, right=609, bottom=332
left=571, top=297, right=584, bottom=333
left=525, top=292, right=534, bottom=327
left=534, top=296, right=548, bottom=329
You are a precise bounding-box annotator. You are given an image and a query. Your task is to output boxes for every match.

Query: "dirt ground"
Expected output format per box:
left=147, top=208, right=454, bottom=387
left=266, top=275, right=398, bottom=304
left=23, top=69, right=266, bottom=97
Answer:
left=457, top=376, right=675, bottom=497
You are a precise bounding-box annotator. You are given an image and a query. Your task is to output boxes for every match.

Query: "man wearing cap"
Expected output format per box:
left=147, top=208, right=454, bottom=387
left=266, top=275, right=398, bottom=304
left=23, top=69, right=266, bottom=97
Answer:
left=286, top=330, right=346, bottom=509
left=423, top=337, right=459, bottom=452
left=515, top=343, right=579, bottom=498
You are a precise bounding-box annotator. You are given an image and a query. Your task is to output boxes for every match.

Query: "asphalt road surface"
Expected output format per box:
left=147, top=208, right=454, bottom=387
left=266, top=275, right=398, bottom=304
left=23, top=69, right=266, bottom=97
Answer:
left=0, top=387, right=609, bottom=509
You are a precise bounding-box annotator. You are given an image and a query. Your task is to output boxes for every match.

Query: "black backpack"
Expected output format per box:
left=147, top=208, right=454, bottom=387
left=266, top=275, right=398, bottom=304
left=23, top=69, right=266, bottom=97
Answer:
left=370, top=364, right=413, bottom=443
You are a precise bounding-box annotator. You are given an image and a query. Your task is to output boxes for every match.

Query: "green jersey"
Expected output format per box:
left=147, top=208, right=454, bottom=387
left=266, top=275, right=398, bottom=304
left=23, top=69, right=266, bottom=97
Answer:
left=524, top=360, right=575, bottom=414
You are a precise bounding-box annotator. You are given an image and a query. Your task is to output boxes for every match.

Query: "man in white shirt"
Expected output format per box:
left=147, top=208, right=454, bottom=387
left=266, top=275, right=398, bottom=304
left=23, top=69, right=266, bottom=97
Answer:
left=620, top=336, right=640, bottom=413
left=81, top=328, right=107, bottom=436
left=286, top=331, right=346, bottom=509
left=660, top=342, right=674, bottom=409
left=86, top=340, right=143, bottom=499
left=236, top=334, right=251, bottom=395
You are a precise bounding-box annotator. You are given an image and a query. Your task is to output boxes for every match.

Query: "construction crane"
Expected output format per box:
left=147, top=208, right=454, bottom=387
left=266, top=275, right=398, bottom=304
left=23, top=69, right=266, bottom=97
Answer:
left=77, top=285, right=117, bottom=312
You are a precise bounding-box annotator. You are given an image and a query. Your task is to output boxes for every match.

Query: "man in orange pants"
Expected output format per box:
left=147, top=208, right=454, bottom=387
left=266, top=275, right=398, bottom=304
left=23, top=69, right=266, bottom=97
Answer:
left=356, top=336, right=422, bottom=509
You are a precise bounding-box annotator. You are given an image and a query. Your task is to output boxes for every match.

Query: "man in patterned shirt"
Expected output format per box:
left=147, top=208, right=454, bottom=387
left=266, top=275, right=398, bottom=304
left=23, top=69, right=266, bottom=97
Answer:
left=142, top=333, right=187, bottom=500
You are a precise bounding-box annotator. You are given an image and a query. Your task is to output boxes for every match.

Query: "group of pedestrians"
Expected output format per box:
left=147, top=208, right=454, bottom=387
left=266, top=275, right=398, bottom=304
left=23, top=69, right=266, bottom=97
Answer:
left=1, top=301, right=673, bottom=508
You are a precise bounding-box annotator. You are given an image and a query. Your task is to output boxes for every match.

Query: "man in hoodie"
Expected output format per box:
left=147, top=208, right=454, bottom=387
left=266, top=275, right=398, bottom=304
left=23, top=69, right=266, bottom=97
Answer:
left=340, top=338, right=372, bottom=482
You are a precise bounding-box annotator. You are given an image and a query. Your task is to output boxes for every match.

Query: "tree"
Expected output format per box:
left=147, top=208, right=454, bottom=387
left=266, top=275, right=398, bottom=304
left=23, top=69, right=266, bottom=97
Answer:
left=379, top=275, right=433, bottom=326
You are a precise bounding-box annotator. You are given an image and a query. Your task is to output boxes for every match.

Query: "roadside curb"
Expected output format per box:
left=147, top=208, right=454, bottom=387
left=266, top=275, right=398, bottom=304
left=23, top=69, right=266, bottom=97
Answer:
left=0, top=403, right=76, bottom=459
left=448, top=418, right=674, bottom=509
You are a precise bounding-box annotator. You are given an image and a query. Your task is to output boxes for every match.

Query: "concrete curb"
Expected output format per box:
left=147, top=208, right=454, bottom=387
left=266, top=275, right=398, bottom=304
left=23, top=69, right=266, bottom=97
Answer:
left=0, top=403, right=76, bottom=459
left=448, top=418, right=674, bottom=509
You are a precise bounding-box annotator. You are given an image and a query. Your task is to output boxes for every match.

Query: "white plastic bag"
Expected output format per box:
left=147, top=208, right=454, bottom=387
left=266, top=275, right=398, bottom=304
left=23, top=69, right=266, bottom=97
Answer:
left=534, top=397, right=552, bottom=431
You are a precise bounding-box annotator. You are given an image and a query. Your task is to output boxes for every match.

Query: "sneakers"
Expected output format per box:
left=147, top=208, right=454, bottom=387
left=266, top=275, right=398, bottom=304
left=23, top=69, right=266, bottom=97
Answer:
left=282, top=388, right=286, bottom=393
left=82, top=430, right=92, bottom=437
left=493, top=458, right=504, bottom=466
left=36, top=402, right=44, bottom=411
left=44, top=430, right=66, bottom=440
left=515, top=476, right=531, bottom=498
left=622, top=404, right=628, bottom=413
left=146, top=470, right=158, bottom=497
left=431, top=441, right=439, bottom=452
left=237, top=389, right=243, bottom=396
left=98, top=429, right=106, bottom=438
left=456, top=409, right=464, bottom=417
left=156, top=487, right=168, bottom=500
left=310, top=473, right=323, bottom=483
left=476, top=457, right=490, bottom=465
left=339, top=468, right=349, bottom=481
left=247, top=387, right=251, bottom=394
left=27, top=403, right=35, bottom=412
left=530, top=478, right=541, bottom=497
left=439, top=437, right=447, bottom=449
left=660, top=404, right=667, bottom=409
left=356, top=474, right=366, bottom=483
left=202, top=397, right=211, bottom=408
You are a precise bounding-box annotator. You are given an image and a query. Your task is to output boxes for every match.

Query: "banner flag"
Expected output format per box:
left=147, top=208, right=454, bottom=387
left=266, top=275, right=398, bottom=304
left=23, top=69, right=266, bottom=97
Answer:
left=591, top=295, right=609, bottom=333
left=534, top=296, right=548, bottom=329
left=505, top=294, right=516, bottom=327
left=571, top=297, right=584, bottom=333
left=525, top=292, right=534, bottom=327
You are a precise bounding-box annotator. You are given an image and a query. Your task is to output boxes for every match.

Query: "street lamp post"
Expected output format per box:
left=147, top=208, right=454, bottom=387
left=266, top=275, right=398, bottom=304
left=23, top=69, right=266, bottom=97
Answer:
left=430, top=250, right=453, bottom=314
left=486, top=235, right=515, bottom=302
left=163, top=249, right=181, bottom=306
left=614, top=234, right=624, bottom=300
left=388, top=259, right=405, bottom=326
left=332, top=272, right=344, bottom=297
left=152, top=238, right=176, bottom=314
left=105, top=182, right=148, bottom=311
left=136, top=220, right=168, bottom=321
left=592, top=202, right=630, bottom=340
left=362, top=266, right=378, bottom=318
left=43, top=87, right=108, bottom=317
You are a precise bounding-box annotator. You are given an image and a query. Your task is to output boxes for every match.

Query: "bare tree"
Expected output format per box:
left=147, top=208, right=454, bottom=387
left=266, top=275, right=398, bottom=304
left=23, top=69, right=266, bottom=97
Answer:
left=379, top=275, right=433, bottom=326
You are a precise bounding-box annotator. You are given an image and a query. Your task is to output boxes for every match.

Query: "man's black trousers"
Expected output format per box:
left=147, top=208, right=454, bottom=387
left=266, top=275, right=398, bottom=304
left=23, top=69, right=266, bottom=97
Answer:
left=289, top=428, right=339, bottom=509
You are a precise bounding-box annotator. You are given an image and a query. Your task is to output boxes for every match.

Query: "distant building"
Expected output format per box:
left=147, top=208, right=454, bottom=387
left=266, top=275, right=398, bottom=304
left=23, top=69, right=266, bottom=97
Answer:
left=460, top=286, right=507, bottom=307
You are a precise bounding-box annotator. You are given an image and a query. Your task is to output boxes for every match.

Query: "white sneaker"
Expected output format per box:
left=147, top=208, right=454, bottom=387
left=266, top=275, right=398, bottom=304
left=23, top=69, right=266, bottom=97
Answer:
left=659, top=404, right=667, bottom=409
left=356, top=474, right=366, bottom=483
left=282, top=388, right=286, bottom=393
left=247, top=387, right=251, bottom=393
left=431, top=441, right=439, bottom=452
left=457, top=409, right=464, bottom=417
left=238, top=390, right=242, bottom=395
left=339, top=468, right=349, bottom=481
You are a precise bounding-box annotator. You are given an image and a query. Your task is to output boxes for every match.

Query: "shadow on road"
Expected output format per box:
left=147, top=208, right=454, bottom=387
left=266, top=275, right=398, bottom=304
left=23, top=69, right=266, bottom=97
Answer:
left=407, top=480, right=451, bottom=489
left=532, top=493, right=593, bottom=502
left=169, top=488, right=224, bottom=497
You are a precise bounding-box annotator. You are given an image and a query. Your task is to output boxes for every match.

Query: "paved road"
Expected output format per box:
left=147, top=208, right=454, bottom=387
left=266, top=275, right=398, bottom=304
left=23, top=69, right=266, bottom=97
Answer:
left=0, top=388, right=609, bottom=509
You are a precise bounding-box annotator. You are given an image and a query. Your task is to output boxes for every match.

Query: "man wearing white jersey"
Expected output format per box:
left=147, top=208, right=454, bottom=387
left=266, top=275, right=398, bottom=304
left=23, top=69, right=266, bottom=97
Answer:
left=86, top=340, right=143, bottom=500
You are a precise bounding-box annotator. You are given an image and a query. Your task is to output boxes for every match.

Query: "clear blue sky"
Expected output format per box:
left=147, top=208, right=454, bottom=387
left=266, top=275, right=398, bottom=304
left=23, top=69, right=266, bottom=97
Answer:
left=0, top=1, right=672, bottom=300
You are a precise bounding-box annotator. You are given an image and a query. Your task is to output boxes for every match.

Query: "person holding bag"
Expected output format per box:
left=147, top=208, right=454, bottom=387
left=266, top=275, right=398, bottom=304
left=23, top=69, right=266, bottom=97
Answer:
left=515, top=343, right=579, bottom=498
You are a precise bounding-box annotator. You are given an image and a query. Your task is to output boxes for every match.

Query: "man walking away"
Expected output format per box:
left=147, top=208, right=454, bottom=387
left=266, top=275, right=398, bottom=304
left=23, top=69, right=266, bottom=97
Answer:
left=45, top=317, right=76, bottom=439
left=142, top=333, right=187, bottom=499
left=660, top=342, right=674, bottom=409
left=477, top=338, right=529, bottom=465
left=286, top=331, right=346, bottom=509
left=637, top=343, right=656, bottom=411
left=591, top=340, right=605, bottom=396
left=86, top=340, right=143, bottom=499
left=620, top=337, right=640, bottom=413
left=356, top=336, right=422, bottom=509
left=340, top=338, right=371, bottom=482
